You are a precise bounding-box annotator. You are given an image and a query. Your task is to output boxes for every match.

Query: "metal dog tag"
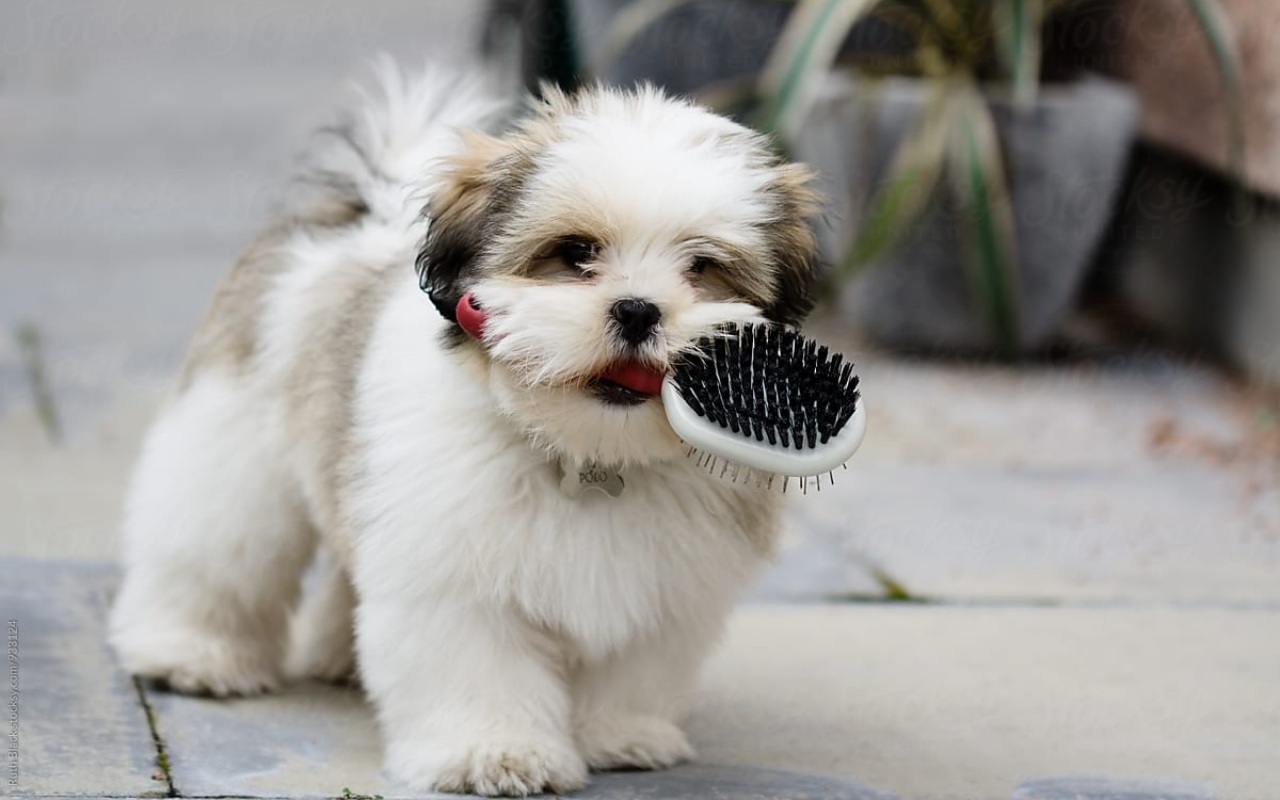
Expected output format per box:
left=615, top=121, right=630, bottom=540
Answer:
left=559, top=457, right=625, bottom=499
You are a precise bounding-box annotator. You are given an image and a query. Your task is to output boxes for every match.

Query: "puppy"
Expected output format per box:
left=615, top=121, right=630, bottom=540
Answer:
left=108, top=64, right=820, bottom=796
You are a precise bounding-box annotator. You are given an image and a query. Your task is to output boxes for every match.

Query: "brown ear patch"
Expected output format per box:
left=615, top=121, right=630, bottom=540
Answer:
left=416, top=131, right=537, bottom=322
left=760, top=162, right=823, bottom=326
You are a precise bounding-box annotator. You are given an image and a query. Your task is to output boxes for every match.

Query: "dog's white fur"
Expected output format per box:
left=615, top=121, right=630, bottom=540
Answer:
left=109, top=64, right=818, bottom=796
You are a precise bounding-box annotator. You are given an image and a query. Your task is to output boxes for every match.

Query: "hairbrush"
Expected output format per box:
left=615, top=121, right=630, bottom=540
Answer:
left=662, top=323, right=865, bottom=490
left=448, top=294, right=865, bottom=490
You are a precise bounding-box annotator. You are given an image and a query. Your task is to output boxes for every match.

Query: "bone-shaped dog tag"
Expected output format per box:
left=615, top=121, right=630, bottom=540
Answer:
left=559, top=457, right=625, bottom=499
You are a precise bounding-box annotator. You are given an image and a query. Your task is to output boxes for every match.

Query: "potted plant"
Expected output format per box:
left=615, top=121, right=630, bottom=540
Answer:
left=761, top=0, right=1143, bottom=356
left=753, top=0, right=1240, bottom=356
left=486, top=0, right=1241, bottom=356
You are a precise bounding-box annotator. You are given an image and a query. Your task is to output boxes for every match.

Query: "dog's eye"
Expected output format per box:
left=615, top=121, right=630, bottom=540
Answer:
left=690, top=256, right=719, bottom=276
left=553, top=238, right=600, bottom=272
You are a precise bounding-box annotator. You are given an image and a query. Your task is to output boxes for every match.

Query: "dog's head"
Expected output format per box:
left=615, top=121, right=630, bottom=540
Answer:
left=417, top=85, right=821, bottom=466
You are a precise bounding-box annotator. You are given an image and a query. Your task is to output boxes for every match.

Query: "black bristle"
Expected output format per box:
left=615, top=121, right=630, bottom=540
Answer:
left=670, top=323, right=862, bottom=456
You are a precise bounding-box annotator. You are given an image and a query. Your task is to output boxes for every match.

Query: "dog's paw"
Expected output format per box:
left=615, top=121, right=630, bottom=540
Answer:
left=390, top=737, right=588, bottom=797
left=577, top=715, right=695, bottom=771
left=157, top=660, right=279, bottom=697
left=113, top=629, right=280, bottom=697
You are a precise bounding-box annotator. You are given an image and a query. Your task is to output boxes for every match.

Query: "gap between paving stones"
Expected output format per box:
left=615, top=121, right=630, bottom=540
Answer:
left=132, top=675, right=176, bottom=798
left=818, top=594, right=1280, bottom=610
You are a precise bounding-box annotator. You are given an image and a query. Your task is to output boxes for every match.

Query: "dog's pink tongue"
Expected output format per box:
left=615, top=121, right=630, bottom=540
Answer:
left=602, top=363, right=665, bottom=396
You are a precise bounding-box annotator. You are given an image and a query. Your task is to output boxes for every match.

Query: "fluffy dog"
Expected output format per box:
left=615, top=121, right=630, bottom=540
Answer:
left=108, top=64, right=819, bottom=796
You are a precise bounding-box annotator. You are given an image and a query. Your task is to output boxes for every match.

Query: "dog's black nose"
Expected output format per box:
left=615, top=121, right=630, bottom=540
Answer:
left=610, top=298, right=662, bottom=346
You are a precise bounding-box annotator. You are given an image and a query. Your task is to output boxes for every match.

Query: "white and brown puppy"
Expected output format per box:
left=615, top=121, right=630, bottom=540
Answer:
left=109, top=64, right=820, bottom=796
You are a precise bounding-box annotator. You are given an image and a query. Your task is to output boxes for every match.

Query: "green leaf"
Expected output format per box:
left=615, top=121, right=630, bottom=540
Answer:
left=946, top=84, right=1021, bottom=356
left=838, top=81, right=953, bottom=279
left=759, top=0, right=878, bottom=139
left=870, top=565, right=915, bottom=601
left=993, top=0, right=1043, bottom=110
left=1182, top=0, right=1246, bottom=181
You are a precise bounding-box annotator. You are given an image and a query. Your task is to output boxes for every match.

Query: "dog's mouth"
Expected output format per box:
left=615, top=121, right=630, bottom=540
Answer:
left=588, top=362, right=666, bottom=407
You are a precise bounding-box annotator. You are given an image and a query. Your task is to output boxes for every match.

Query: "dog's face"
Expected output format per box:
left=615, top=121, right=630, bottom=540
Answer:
left=418, top=86, right=820, bottom=466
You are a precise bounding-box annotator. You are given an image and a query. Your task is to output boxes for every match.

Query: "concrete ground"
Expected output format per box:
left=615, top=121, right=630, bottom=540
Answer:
left=3, top=2, right=1279, bottom=799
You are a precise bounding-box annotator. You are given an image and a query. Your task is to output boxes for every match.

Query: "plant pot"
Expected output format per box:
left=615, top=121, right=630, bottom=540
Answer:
left=793, top=73, right=1140, bottom=354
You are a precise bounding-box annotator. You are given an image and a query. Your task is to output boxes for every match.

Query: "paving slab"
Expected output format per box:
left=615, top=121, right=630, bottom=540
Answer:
left=144, top=671, right=892, bottom=799
left=146, top=676, right=891, bottom=799
left=0, top=560, right=893, bottom=800
left=1010, top=776, right=1219, bottom=800
left=0, top=561, right=162, bottom=797
left=691, top=605, right=1279, bottom=800
left=134, top=597, right=1279, bottom=800
left=778, top=459, right=1280, bottom=604
left=5, top=560, right=1275, bottom=800
left=757, top=316, right=1280, bottom=604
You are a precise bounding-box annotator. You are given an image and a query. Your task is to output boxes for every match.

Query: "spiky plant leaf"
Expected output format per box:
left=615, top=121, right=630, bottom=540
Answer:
left=947, top=83, right=1021, bottom=356
left=759, top=0, right=878, bottom=139
left=1182, top=0, right=1246, bottom=179
left=838, top=80, right=954, bottom=279
left=994, top=0, right=1043, bottom=110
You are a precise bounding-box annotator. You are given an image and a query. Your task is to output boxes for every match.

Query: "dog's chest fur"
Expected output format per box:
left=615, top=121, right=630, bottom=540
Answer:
left=341, top=282, right=781, bottom=658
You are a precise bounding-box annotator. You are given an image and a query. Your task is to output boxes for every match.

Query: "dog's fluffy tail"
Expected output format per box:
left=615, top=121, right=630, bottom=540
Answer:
left=288, top=58, right=509, bottom=228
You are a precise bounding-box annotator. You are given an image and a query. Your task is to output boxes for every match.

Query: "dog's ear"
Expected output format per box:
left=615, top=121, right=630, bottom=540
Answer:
left=760, top=163, right=823, bottom=327
left=417, top=131, right=530, bottom=323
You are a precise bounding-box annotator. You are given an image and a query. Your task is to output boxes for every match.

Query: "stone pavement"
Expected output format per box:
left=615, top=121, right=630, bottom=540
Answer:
left=3, top=1, right=1280, bottom=799
left=5, top=561, right=1278, bottom=800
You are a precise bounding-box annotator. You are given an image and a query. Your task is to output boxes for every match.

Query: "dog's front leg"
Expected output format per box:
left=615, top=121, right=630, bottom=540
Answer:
left=571, top=616, right=720, bottom=771
left=356, top=590, right=588, bottom=796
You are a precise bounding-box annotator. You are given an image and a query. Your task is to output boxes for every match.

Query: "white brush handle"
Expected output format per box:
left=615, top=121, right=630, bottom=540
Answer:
left=661, top=377, right=867, bottom=478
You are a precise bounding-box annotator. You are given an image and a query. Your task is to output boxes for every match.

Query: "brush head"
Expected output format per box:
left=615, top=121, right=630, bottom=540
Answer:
left=662, top=323, right=866, bottom=478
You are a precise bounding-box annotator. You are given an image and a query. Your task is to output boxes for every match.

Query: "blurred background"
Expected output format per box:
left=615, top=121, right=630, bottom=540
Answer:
left=2, top=0, right=1277, bottom=603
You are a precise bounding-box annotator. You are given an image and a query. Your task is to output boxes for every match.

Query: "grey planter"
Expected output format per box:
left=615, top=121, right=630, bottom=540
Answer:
left=794, top=74, right=1140, bottom=353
